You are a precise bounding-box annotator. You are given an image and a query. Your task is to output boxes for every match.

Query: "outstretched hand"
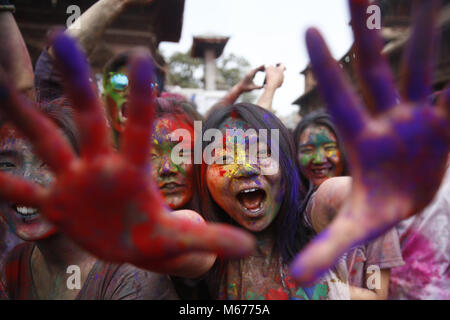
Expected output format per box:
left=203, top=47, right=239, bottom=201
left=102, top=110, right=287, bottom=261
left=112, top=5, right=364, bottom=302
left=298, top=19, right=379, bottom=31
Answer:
left=290, top=0, right=450, bottom=284
left=0, top=34, right=255, bottom=268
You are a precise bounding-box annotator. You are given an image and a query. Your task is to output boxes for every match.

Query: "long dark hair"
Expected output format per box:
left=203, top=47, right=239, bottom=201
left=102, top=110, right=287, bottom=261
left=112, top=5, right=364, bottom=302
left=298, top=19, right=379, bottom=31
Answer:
left=198, top=103, right=311, bottom=296
left=0, top=98, right=80, bottom=155
left=293, top=109, right=349, bottom=197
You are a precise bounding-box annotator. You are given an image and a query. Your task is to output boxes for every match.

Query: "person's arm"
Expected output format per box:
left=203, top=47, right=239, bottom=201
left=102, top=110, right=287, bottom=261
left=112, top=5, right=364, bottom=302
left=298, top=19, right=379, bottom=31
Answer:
left=49, top=0, right=155, bottom=58
left=0, top=11, right=34, bottom=97
left=214, top=65, right=265, bottom=107
left=257, top=64, right=286, bottom=111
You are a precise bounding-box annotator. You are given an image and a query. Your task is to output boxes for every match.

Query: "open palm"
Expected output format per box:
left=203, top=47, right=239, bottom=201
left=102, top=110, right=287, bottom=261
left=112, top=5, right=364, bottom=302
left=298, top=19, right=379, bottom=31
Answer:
left=0, top=34, right=254, bottom=267
left=290, top=0, right=450, bottom=284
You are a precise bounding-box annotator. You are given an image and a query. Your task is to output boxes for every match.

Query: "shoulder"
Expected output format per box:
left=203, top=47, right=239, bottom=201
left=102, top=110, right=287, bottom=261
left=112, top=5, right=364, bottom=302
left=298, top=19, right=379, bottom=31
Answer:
left=364, top=228, right=404, bottom=268
left=309, top=177, right=352, bottom=233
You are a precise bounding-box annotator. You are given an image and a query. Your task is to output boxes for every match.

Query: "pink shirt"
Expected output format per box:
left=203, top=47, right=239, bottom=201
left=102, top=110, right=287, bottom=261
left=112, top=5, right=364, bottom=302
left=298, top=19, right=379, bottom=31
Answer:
left=389, top=167, right=450, bottom=300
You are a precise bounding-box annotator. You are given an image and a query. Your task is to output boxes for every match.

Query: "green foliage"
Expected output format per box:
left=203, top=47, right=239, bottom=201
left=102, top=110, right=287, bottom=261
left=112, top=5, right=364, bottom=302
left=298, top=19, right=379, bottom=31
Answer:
left=167, top=52, right=203, bottom=88
left=166, top=51, right=252, bottom=90
left=217, top=53, right=251, bottom=89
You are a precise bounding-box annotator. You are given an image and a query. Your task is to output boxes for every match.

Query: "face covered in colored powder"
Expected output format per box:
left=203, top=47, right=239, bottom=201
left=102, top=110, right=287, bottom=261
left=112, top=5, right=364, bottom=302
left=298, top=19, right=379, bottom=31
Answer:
left=104, top=66, right=160, bottom=133
left=0, top=125, right=56, bottom=241
left=151, top=115, right=194, bottom=209
left=206, top=116, right=283, bottom=232
left=297, top=125, right=343, bottom=187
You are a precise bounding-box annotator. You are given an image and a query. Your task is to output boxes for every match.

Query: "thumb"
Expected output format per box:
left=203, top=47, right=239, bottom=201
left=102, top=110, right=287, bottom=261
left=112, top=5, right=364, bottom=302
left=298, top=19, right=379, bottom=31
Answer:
left=289, top=207, right=394, bottom=285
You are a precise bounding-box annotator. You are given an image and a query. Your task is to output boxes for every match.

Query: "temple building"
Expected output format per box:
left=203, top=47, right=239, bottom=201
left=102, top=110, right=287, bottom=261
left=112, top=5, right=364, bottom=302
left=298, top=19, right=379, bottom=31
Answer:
left=167, top=34, right=231, bottom=115
left=294, top=0, right=450, bottom=116
left=13, top=0, right=185, bottom=75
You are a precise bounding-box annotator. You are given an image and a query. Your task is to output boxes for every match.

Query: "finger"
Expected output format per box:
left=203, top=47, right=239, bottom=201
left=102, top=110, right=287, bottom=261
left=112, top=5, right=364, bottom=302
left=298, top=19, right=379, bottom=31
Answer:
left=51, top=32, right=112, bottom=159
left=0, top=83, right=77, bottom=174
left=248, top=65, right=265, bottom=78
left=255, top=64, right=265, bottom=73
left=172, top=220, right=256, bottom=259
left=306, top=28, right=367, bottom=141
left=121, top=52, right=156, bottom=168
left=276, top=63, right=286, bottom=71
left=290, top=206, right=397, bottom=285
left=132, top=216, right=256, bottom=259
left=0, top=172, right=46, bottom=207
left=349, top=0, right=398, bottom=114
left=400, top=0, right=441, bottom=103
left=251, top=84, right=265, bottom=90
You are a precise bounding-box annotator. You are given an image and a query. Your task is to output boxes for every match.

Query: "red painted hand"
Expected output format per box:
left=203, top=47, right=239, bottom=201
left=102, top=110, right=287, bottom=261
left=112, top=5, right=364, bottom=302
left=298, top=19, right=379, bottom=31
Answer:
left=0, top=34, right=254, bottom=267
left=290, top=0, right=450, bottom=284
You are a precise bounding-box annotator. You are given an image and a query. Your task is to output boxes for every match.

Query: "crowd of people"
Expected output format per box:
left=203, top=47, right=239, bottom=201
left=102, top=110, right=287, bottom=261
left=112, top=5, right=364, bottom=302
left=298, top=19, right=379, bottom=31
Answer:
left=0, top=0, right=448, bottom=300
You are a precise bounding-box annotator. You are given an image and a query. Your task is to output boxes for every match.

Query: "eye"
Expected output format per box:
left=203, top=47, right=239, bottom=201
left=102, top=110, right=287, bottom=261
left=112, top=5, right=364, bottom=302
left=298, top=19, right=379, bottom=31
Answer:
left=221, top=155, right=234, bottom=164
left=39, top=161, right=50, bottom=169
left=0, top=161, right=16, bottom=170
left=324, top=144, right=337, bottom=152
left=258, top=147, right=271, bottom=158
left=300, top=147, right=314, bottom=154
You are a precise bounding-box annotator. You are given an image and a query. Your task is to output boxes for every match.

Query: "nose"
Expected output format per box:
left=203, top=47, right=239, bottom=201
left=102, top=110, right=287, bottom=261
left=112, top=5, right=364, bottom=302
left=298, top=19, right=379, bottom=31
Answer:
left=312, top=149, right=327, bottom=164
left=158, top=156, right=178, bottom=177
left=233, top=163, right=261, bottom=178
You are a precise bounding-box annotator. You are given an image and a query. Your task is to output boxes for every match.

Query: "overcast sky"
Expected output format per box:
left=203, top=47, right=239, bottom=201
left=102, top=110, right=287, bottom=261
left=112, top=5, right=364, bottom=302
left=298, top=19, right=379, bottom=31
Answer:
left=160, top=0, right=354, bottom=117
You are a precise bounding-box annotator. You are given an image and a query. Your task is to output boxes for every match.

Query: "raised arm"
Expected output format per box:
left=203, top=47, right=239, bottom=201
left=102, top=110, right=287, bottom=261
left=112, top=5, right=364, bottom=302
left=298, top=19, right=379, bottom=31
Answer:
left=214, top=65, right=265, bottom=107
left=256, top=63, right=286, bottom=111
left=50, top=0, right=154, bottom=58
left=0, top=9, right=34, bottom=97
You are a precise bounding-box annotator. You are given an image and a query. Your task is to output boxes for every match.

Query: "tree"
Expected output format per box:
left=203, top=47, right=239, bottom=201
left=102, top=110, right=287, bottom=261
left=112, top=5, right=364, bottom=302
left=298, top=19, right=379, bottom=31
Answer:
left=167, top=52, right=203, bottom=88
left=166, top=51, right=254, bottom=91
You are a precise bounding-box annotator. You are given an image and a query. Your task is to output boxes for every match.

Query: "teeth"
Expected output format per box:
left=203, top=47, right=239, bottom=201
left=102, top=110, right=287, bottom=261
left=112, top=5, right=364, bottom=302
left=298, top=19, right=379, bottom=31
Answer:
left=16, top=206, right=37, bottom=216
left=242, top=188, right=258, bottom=193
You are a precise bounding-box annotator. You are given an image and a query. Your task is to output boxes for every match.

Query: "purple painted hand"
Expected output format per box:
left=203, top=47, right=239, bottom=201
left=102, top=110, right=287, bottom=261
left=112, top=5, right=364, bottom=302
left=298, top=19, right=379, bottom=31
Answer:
left=290, top=0, right=450, bottom=284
